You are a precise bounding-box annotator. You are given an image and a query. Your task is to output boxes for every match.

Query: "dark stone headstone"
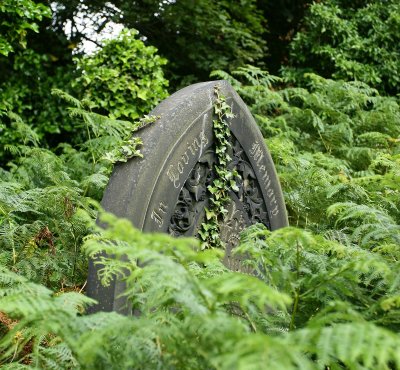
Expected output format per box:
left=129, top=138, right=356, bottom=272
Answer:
left=87, top=80, right=288, bottom=313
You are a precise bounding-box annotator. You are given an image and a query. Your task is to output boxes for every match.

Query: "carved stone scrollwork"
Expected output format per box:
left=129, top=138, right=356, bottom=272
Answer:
left=168, top=150, right=215, bottom=237
left=168, top=134, right=270, bottom=269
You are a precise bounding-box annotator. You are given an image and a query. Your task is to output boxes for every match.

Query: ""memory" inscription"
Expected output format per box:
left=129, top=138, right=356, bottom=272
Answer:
left=166, top=131, right=209, bottom=189
left=249, top=142, right=279, bottom=217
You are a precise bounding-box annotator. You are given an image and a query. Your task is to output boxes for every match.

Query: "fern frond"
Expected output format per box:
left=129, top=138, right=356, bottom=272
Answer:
left=288, top=322, right=400, bottom=369
left=51, top=89, right=82, bottom=109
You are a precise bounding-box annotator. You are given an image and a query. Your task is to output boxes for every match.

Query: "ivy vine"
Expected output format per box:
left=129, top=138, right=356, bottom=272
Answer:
left=103, top=115, right=160, bottom=164
left=199, top=85, right=239, bottom=249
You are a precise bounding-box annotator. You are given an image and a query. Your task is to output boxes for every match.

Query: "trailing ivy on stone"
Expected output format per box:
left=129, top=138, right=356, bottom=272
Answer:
left=199, top=85, right=239, bottom=249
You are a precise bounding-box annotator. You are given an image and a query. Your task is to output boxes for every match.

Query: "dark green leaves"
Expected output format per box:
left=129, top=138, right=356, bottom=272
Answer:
left=199, top=85, right=239, bottom=249
left=75, top=29, right=168, bottom=122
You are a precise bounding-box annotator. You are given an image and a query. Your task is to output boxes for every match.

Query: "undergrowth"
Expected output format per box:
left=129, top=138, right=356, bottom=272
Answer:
left=0, top=67, right=399, bottom=369
left=0, top=90, right=144, bottom=290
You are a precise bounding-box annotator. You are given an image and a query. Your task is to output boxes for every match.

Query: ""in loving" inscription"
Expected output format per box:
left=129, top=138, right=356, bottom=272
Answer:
left=166, top=131, right=209, bottom=189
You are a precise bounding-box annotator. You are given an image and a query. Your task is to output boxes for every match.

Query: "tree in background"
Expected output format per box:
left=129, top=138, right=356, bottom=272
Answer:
left=256, top=0, right=311, bottom=74
left=284, top=0, right=400, bottom=95
left=119, top=0, right=267, bottom=84
left=50, top=0, right=267, bottom=85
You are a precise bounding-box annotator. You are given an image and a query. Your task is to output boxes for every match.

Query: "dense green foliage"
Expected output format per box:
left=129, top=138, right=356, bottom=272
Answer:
left=0, top=34, right=167, bottom=166
left=213, top=67, right=400, bottom=230
left=284, top=0, right=400, bottom=95
left=0, top=0, right=79, bottom=160
left=1, top=212, right=399, bottom=368
left=0, top=1, right=399, bottom=369
left=75, top=29, right=168, bottom=121
left=0, top=0, right=50, bottom=56
left=0, top=90, right=144, bottom=290
left=0, top=3, right=168, bottom=164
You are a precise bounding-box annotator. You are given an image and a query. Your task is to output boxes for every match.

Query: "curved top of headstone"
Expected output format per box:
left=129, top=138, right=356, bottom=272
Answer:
left=102, top=80, right=287, bottom=232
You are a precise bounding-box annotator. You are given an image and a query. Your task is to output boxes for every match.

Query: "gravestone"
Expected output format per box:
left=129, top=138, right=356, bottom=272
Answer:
left=87, top=80, right=288, bottom=314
